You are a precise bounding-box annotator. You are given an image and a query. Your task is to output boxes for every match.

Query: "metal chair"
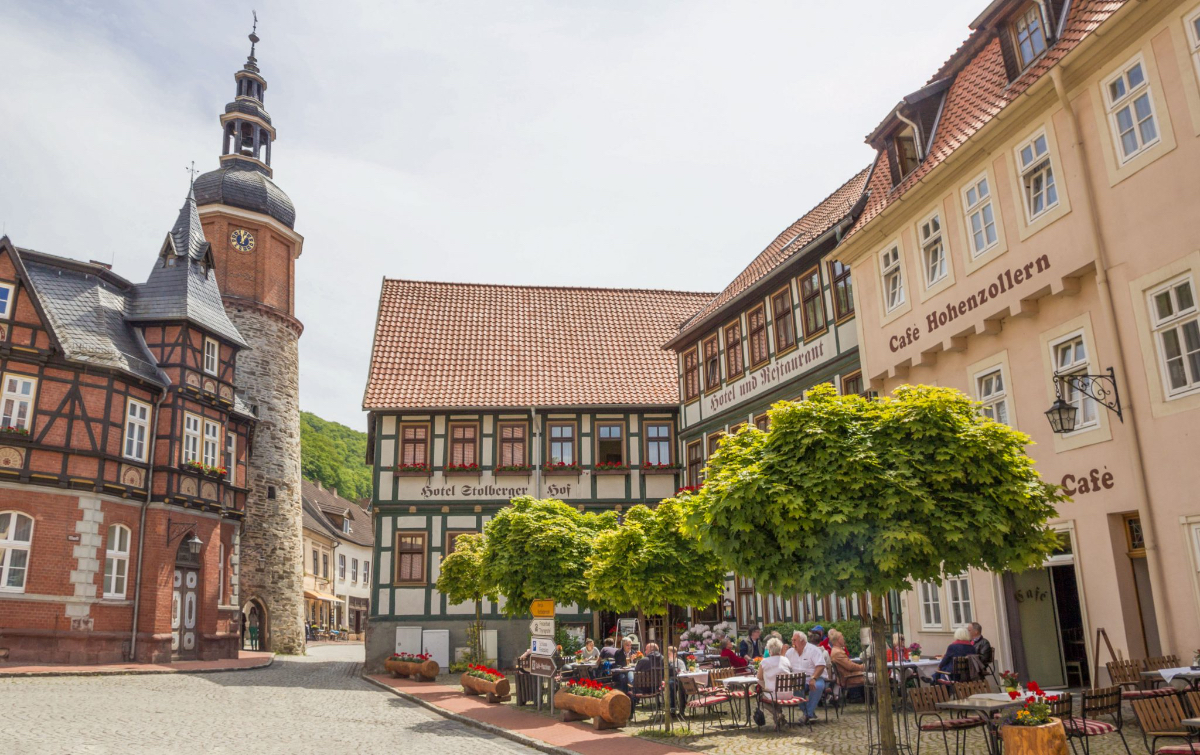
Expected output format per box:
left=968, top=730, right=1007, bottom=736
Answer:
left=910, top=684, right=985, bottom=755
left=629, top=669, right=665, bottom=725
left=1131, top=693, right=1198, bottom=754
left=678, top=674, right=728, bottom=734
left=1060, top=686, right=1132, bottom=755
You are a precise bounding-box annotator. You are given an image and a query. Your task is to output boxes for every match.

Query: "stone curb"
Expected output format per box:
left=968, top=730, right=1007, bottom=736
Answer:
left=0, top=653, right=275, bottom=678
left=362, top=674, right=578, bottom=755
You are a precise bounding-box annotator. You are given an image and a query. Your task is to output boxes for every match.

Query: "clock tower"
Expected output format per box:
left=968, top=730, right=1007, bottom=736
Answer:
left=194, top=26, right=306, bottom=655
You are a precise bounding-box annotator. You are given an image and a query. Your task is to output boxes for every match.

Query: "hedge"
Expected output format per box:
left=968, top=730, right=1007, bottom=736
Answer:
left=763, top=619, right=865, bottom=657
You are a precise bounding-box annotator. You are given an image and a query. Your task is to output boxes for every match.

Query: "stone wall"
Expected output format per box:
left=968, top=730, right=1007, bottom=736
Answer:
left=228, top=305, right=305, bottom=654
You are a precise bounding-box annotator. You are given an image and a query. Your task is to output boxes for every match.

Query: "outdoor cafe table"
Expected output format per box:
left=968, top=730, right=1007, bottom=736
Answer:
left=936, top=695, right=1026, bottom=755
left=1186, top=718, right=1200, bottom=728
left=853, top=657, right=944, bottom=688
left=719, top=674, right=760, bottom=728
left=1141, top=668, right=1200, bottom=690
left=677, top=669, right=710, bottom=686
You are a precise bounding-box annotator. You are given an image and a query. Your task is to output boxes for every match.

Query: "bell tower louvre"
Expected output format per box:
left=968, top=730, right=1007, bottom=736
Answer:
left=194, top=22, right=306, bottom=655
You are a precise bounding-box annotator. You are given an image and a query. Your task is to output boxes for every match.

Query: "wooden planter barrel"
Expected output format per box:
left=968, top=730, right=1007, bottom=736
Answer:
left=553, top=689, right=631, bottom=730
left=460, top=673, right=511, bottom=703
left=999, top=718, right=1069, bottom=755
left=384, top=658, right=439, bottom=682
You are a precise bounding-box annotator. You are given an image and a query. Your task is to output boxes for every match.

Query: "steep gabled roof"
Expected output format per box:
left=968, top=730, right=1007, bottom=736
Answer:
left=301, top=478, right=373, bottom=547
left=363, top=281, right=715, bottom=410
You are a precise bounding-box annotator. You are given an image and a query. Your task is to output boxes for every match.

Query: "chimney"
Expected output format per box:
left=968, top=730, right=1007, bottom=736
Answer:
left=331, top=487, right=337, bottom=498
left=315, top=480, right=322, bottom=490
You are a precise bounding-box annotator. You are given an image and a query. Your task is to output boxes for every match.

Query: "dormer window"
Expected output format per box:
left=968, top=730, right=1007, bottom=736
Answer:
left=342, top=518, right=350, bottom=534
left=1013, top=4, right=1048, bottom=69
left=895, top=125, right=921, bottom=178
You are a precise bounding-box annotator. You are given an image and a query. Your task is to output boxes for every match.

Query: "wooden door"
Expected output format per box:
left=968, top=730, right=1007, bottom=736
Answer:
left=172, top=567, right=200, bottom=659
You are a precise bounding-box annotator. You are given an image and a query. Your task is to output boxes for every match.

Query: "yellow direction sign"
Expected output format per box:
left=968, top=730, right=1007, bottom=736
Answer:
left=530, top=599, right=555, bottom=618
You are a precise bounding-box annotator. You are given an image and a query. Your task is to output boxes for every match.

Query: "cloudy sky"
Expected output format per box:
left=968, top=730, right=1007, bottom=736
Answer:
left=0, top=0, right=977, bottom=431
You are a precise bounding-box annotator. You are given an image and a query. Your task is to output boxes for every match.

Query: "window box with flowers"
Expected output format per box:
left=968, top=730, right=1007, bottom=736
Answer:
left=592, top=462, right=629, bottom=476
left=444, top=463, right=481, bottom=477
left=460, top=663, right=510, bottom=702
left=641, top=462, right=681, bottom=476
left=676, top=485, right=702, bottom=495
left=543, top=461, right=581, bottom=476
left=393, top=463, right=431, bottom=478
left=384, top=652, right=439, bottom=681
left=0, top=425, right=33, bottom=443
left=494, top=464, right=533, bottom=477
left=553, top=678, right=631, bottom=729
left=183, top=460, right=227, bottom=478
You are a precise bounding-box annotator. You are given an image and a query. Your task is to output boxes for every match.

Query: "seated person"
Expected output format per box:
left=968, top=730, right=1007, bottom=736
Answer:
left=886, top=633, right=908, bottom=662
left=738, top=627, right=764, bottom=660
left=757, top=637, right=794, bottom=730
left=827, top=629, right=866, bottom=688
left=812, top=625, right=832, bottom=653
left=933, top=627, right=977, bottom=681
left=578, top=638, right=600, bottom=662
left=719, top=637, right=749, bottom=669
left=598, top=637, right=619, bottom=662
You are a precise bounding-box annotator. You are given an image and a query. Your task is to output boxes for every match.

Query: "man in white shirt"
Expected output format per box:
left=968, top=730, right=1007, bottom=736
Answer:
left=784, top=630, right=827, bottom=721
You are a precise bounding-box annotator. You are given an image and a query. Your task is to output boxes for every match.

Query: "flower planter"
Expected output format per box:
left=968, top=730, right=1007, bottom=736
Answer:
left=999, top=718, right=1068, bottom=755
left=592, top=469, right=629, bottom=476
left=543, top=469, right=581, bottom=476
left=443, top=470, right=482, bottom=478
left=553, top=689, right=631, bottom=730
left=460, top=673, right=511, bottom=703
left=493, top=470, right=532, bottom=477
left=640, top=467, right=679, bottom=475
left=385, top=658, right=439, bottom=681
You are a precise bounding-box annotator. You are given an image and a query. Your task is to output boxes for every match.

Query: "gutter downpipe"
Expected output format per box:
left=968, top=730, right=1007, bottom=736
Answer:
left=128, top=387, right=169, bottom=661
left=531, top=406, right=541, bottom=498
left=1050, top=66, right=1175, bottom=655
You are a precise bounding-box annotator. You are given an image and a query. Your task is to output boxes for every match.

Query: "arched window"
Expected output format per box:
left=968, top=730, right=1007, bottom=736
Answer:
left=103, top=524, right=131, bottom=598
left=0, top=511, right=33, bottom=592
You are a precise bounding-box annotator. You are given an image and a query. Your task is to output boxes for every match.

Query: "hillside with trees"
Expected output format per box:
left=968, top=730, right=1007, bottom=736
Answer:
left=299, top=411, right=372, bottom=501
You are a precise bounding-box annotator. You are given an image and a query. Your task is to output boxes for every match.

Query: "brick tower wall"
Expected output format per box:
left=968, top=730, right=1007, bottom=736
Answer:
left=227, top=304, right=305, bottom=654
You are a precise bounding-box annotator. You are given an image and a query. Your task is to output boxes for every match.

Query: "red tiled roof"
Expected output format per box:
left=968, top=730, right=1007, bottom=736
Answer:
left=301, top=478, right=373, bottom=547
left=847, top=1, right=1125, bottom=239
left=363, top=281, right=715, bottom=410
left=671, top=164, right=874, bottom=343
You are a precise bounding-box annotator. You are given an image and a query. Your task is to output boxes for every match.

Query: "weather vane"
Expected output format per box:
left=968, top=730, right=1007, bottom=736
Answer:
left=186, top=161, right=199, bottom=186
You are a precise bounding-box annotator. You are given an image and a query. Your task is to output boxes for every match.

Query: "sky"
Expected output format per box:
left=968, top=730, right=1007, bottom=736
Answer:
left=0, top=0, right=979, bottom=431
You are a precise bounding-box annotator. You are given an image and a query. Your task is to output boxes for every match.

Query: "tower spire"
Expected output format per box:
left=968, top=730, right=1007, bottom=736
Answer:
left=245, top=11, right=260, bottom=73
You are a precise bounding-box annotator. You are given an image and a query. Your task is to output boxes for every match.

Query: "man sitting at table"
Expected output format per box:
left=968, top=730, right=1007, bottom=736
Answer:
left=738, top=627, right=764, bottom=661
left=828, top=629, right=866, bottom=689
left=785, top=630, right=827, bottom=722
left=933, top=626, right=977, bottom=681
left=598, top=637, right=619, bottom=663
left=579, top=638, right=600, bottom=662
left=719, top=637, right=749, bottom=669
left=969, top=622, right=994, bottom=673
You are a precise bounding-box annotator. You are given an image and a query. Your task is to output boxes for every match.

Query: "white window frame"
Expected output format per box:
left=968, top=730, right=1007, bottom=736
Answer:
left=182, top=413, right=201, bottom=465
left=102, top=524, right=131, bottom=599
left=0, top=282, right=15, bottom=320
left=0, top=373, right=36, bottom=432
left=225, top=430, right=236, bottom=482
left=1015, top=129, right=1058, bottom=222
left=919, top=581, right=943, bottom=630
left=363, top=561, right=370, bottom=587
left=0, top=511, right=33, bottom=593
left=1187, top=7, right=1200, bottom=82
left=918, top=211, right=947, bottom=288
left=962, top=173, right=999, bottom=258
left=976, top=367, right=1011, bottom=426
left=1103, top=55, right=1161, bottom=165
left=203, top=337, right=219, bottom=375
left=123, top=398, right=150, bottom=462
left=203, top=420, right=220, bottom=468
left=352, top=558, right=359, bottom=583
left=1050, top=331, right=1099, bottom=433
left=339, top=553, right=346, bottom=580
left=880, top=244, right=905, bottom=313
left=1148, top=274, right=1200, bottom=398
left=947, top=573, right=974, bottom=628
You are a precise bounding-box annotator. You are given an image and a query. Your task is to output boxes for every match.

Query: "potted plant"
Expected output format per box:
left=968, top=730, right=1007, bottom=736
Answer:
left=908, top=642, right=922, bottom=661
left=460, top=663, right=510, bottom=702
left=593, top=461, right=628, bottom=475
left=543, top=461, right=581, bottom=476
left=999, top=684, right=1068, bottom=755
left=553, top=678, right=631, bottom=730
left=393, top=463, right=431, bottom=477
left=1001, top=669, right=1020, bottom=694
left=384, top=651, right=439, bottom=681
left=0, top=425, right=30, bottom=438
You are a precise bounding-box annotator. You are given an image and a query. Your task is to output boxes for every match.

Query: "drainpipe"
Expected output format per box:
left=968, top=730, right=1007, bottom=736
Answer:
left=530, top=406, right=541, bottom=498
left=1050, top=66, right=1175, bottom=655
left=128, top=386, right=169, bottom=661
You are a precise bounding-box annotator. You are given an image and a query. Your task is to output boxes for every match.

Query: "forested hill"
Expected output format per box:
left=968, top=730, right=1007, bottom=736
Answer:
left=299, top=411, right=372, bottom=501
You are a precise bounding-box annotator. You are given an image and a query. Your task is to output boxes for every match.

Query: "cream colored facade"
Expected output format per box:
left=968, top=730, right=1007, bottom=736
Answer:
left=839, top=0, right=1200, bottom=686
left=302, top=527, right=337, bottom=629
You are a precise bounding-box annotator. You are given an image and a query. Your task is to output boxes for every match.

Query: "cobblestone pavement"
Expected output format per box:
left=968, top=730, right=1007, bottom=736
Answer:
left=0, top=644, right=540, bottom=755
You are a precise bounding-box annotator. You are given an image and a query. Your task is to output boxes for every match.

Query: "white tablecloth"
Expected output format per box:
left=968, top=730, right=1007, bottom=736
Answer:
left=1159, top=667, right=1200, bottom=682
left=722, top=674, right=759, bottom=685
left=677, top=670, right=710, bottom=682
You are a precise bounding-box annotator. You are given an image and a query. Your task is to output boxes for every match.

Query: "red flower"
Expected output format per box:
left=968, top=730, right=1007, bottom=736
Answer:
left=1007, top=690, right=1020, bottom=700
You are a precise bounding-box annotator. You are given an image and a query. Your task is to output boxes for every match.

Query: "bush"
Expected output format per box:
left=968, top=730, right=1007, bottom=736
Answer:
left=764, top=619, right=865, bottom=657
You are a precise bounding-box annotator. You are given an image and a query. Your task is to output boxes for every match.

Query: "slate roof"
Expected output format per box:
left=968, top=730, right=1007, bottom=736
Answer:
left=363, top=281, right=716, bottom=410
left=301, top=478, right=373, bottom=548
left=846, top=0, right=1125, bottom=239
left=194, top=157, right=295, bottom=229
left=127, top=189, right=247, bottom=347
left=670, top=165, right=873, bottom=345
left=15, top=249, right=168, bottom=386
left=301, top=495, right=341, bottom=542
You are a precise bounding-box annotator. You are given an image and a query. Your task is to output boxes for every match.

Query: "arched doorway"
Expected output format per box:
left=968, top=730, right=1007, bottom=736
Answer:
left=242, top=597, right=269, bottom=652
left=172, top=539, right=203, bottom=660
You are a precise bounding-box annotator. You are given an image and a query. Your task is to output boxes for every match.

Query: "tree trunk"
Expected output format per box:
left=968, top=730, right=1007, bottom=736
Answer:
left=663, top=603, right=673, bottom=732
left=870, top=592, right=899, bottom=754
left=474, top=597, right=483, bottom=662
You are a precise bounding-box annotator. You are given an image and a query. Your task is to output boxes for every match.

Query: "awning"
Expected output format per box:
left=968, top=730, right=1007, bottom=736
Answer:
left=303, top=589, right=340, bottom=602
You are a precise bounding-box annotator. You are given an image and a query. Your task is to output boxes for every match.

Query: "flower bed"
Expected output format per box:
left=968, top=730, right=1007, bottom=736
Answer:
left=554, top=679, right=631, bottom=730
left=384, top=652, right=439, bottom=681
left=460, top=664, right=510, bottom=703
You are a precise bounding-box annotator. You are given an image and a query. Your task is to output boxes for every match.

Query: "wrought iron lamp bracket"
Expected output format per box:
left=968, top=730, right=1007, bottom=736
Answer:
left=166, top=519, right=197, bottom=548
left=1052, top=366, right=1123, bottom=423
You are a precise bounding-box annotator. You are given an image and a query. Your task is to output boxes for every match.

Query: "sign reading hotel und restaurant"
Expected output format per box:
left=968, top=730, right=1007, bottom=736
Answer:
left=528, top=655, right=558, bottom=677
left=530, top=600, right=555, bottom=618
left=530, top=637, right=556, bottom=657
left=529, top=619, right=555, bottom=636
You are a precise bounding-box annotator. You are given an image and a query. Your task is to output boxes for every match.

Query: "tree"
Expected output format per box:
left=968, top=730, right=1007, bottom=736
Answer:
left=436, top=532, right=491, bottom=661
left=480, top=496, right=617, bottom=616
left=681, top=384, right=1063, bottom=753
left=586, top=498, right=726, bottom=731
left=299, top=411, right=372, bottom=500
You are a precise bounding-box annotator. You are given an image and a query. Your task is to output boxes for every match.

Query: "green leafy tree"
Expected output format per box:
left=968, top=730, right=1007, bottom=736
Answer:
left=435, top=532, right=491, bottom=661
left=480, top=496, right=617, bottom=616
left=299, top=411, right=372, bottom=500
left=586, top=498, right=725, bottom=730
left=682, top=384, right=1062, bottom=753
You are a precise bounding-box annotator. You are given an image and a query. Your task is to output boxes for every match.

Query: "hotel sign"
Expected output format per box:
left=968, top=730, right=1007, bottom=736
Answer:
left=419, top=483, right=530, bottom=500
left=706, top=340, right=826, bottom=413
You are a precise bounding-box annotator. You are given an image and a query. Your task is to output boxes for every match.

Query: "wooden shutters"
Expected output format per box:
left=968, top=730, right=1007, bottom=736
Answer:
left=703, top=335, right=720, bottom=392
left=686, top=441, right=703, bottom=485
left=799, top=267, right=826, bottom=338
left=724, top=321, right=743, bottom=379
left=394, top=532, right=427, bottom=584
left=683, top=347, right=700, bottom=401
left=747, top=305, right=768, bottom=367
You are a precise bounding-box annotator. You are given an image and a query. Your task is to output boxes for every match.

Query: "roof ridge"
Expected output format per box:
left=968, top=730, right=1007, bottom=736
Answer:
left=382, top=278, right=716, bottom=297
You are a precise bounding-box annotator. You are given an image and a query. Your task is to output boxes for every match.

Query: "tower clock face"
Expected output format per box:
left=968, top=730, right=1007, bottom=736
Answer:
left=230, top=229, right=256, bottom=253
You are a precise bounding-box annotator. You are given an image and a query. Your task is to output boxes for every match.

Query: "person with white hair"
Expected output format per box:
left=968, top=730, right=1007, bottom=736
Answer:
left=784, top=630, right=827, bottom=722
left=933, top=626, right=976, bottom=681
left=757, top=636, right=793, bottom=730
